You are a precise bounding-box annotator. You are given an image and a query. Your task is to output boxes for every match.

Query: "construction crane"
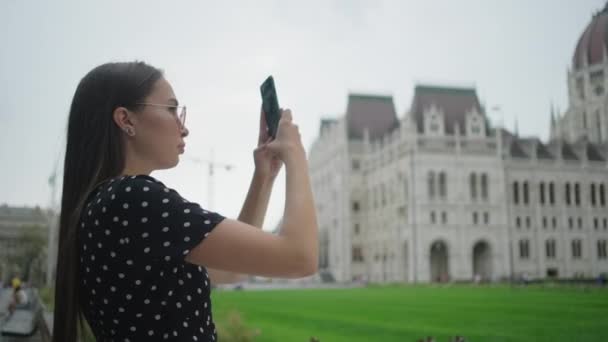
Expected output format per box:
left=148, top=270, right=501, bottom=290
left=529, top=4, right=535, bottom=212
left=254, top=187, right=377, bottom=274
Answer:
left=187, top=149, right=235, bottom=211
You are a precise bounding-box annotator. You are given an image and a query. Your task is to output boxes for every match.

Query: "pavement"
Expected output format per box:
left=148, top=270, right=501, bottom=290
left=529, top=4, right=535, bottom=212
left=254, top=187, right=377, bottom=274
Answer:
left=0, top=288, right=44, bottom=342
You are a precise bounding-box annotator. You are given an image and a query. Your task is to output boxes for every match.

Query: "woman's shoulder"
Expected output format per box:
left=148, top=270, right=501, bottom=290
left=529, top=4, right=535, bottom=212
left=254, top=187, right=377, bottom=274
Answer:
left=87, top=174, right=171, bottom=205
left=100, top=174, right=166, bottom=190
left=119, top=174, right=165, bottom=186
left=108, top=174, right=175, bottom=196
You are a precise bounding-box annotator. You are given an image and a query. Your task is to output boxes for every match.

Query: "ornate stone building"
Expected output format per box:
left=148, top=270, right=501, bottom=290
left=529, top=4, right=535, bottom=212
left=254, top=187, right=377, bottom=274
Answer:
left=309, top=6, right=608, bottom=283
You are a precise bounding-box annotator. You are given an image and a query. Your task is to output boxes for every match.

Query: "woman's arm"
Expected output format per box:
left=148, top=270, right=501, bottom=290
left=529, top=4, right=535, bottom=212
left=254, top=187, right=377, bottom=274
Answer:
left=237, top=170, right=275, bottom=228
left=209, top=170, right=275, bottom=285
left=198, top=109, right=317, bottom=283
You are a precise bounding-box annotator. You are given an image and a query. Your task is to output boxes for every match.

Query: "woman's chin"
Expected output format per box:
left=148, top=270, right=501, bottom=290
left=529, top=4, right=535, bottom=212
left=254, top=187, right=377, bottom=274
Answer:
left=157, top=157, right=180, bottom=170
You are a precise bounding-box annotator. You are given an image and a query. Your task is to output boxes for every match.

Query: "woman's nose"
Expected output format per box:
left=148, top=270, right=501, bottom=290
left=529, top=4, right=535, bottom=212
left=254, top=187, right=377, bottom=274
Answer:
left=181, top=125, right=189, bottom=137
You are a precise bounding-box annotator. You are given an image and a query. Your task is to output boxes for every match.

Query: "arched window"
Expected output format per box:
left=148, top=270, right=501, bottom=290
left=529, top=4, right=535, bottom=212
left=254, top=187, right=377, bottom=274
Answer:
left=513, top=181, right=519, bottom=204
left=598, top=240, right=607, bottom=259
left=470, top=173, right=477, bottom=200
left=545, top=239, right=556, bottom=259
left=572, top=239, right=582, bottom=259
left=439, top=172, right=447, bottom=198
left=519, top=240, right=530, bottom=259
left=481, top=173, right=488, bottom=200
left=428, top=171, right=435, bottom=199
left=539, top=182, right=545, bottom=205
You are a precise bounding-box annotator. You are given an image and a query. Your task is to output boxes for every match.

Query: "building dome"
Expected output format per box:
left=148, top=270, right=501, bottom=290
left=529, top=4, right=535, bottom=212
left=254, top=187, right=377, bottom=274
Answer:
left=573, top=3, right=608, bottom=70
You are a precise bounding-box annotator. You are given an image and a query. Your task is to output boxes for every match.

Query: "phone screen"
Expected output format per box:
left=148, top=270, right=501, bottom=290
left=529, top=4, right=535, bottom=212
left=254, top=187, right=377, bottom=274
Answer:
left=260, top=75, right=281, bottom=139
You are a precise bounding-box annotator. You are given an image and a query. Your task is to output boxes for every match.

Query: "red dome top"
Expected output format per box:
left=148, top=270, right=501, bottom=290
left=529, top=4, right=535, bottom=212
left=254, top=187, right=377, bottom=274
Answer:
left=573, top=4, right=608, bottom=70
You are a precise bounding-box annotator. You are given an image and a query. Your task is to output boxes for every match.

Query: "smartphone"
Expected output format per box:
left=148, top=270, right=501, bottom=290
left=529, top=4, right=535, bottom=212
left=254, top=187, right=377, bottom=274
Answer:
left=260, top=75, right=281, bottom=139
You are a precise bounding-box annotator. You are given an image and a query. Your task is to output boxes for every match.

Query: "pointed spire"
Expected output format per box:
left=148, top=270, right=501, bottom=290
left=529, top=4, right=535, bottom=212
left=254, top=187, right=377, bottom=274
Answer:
left=514, top=116, right=519, bottom=137
left=550, top=102, right=556, bottom=129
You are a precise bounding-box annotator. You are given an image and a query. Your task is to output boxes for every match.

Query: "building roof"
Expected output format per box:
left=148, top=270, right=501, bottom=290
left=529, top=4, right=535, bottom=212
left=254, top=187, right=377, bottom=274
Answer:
left=536, top=140, right=555, bottom=159
left=572, top=137, right=607, bottom=161
left=573, top=4, right=608, bottom=69
left=410, top=85, right=484, bottom=135
left=587, top=144, right=606, bottom=161
left=319, top=118, right=338, bottom=135
left=503, top=134, right=608, bottom=162
left=509, top=140, right=529, bottom=158
left=346, top=94, right=399, bottom=140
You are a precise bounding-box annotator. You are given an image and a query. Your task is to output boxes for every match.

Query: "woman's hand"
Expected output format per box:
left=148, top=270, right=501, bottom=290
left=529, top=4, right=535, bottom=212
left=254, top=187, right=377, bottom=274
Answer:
left=265, top=108, right=305, bottom=163
left=253, top=108, right=284, bottom=180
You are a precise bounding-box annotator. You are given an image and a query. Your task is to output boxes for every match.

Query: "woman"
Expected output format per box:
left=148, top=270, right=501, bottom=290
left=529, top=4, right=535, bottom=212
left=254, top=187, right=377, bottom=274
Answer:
left=52, top=61, right=318, bottom=341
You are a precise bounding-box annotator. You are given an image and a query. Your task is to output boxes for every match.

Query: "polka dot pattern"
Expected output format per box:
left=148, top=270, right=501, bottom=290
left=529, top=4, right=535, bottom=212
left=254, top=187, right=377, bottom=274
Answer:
left=79, top=175, right=224, bottom=341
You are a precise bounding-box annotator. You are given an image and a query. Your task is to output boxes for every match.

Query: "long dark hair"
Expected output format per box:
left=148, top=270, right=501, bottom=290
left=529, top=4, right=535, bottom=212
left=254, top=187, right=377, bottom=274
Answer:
left=52, top=61, right=162, bottom=342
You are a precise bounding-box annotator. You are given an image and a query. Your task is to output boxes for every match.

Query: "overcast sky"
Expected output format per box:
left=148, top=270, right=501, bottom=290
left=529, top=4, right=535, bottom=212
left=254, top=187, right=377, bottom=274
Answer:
left=0, top=0, right=602, bottom=230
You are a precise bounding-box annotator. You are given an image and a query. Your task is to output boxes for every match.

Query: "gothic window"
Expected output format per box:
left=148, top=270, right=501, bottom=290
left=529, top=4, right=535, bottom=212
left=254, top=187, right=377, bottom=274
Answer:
left=598, top=240, right=607, bottom=259
left=481, top=173, right=488, bottom=200
left=594, top=217, right=599, bottom=230
left=439, top=172, right=447, bottom=198
left=519, top=240, right=530, bottom=259
left=546, top=239, right=556, bottom=259
left=539, top=182, right=545, bottom=205
left=597, top=110, right=603, bottom=140
left=470, top=173, right=477, bottom=200
left=591, top=71, right=604, bottom=96
left=572, top=239, right=582, bottom=259
left=428, top=171, right=436, bottom=199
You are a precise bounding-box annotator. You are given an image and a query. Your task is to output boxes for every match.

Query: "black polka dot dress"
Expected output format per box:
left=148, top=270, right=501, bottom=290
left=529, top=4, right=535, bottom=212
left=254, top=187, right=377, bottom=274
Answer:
left=78, top=175, right=226, bottom=341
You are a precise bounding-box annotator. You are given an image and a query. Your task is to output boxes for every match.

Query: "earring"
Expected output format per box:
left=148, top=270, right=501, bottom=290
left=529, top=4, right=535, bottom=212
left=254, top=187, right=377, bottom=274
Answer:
left=124, top=127, right=135, bottom=136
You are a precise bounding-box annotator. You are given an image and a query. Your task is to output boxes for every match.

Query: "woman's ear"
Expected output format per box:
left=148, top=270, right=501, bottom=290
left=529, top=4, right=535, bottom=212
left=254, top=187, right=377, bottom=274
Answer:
left=113, top=107, right=136, bottom=135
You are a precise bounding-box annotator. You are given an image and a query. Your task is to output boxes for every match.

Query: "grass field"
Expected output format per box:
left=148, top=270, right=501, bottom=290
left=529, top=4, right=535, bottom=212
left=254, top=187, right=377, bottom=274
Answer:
left=211, top=283, right=608, bottom=342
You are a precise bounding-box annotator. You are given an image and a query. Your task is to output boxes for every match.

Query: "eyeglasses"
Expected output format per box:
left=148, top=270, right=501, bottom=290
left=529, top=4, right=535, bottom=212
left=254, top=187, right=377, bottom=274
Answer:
left=135, top=102, right=187, bottom=127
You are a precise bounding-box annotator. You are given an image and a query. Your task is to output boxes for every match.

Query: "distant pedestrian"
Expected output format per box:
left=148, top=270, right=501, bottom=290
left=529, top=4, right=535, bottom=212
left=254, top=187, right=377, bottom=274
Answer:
left=8, top=277, right=29, bottom=314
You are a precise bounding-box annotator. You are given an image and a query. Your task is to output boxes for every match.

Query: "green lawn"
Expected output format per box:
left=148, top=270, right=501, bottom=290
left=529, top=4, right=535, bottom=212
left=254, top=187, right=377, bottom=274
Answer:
left=211, top=283, right=608, bottom=342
